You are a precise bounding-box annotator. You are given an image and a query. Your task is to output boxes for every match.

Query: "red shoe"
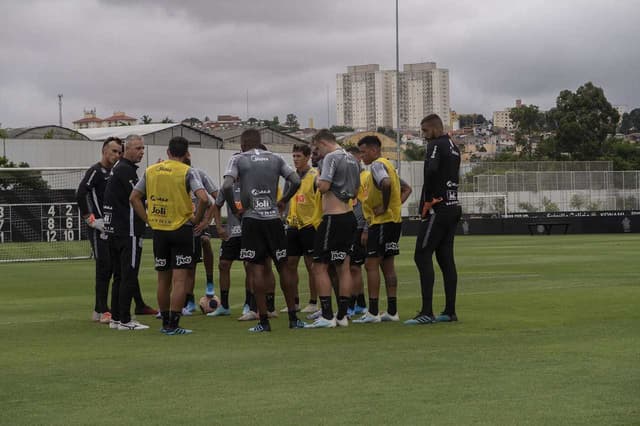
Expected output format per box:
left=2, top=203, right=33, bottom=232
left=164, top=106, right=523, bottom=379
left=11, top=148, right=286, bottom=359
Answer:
left=135, top=305, right=159, bottom=315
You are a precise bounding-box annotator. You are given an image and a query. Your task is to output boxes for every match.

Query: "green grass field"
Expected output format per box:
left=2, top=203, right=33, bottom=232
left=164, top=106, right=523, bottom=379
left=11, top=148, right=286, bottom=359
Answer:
left=1, top=234, right=639, bottom=425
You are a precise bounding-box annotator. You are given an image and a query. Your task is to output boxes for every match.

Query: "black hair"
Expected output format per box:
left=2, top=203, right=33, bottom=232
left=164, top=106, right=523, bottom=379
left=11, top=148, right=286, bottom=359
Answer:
left=103, top=136, right=123, bottom=149
left=357, top=135, right=381, bottom=148
left=168, top=136, right=189, bottom=157
left=345, top=146, right=360, bottom=154
left=241, top=129, right=261, bottom=148
left=292, top=143, right=311, bottom=156
left=421, top=114, right=443, bottom=129
left=312, top=129, right=336, bottom=143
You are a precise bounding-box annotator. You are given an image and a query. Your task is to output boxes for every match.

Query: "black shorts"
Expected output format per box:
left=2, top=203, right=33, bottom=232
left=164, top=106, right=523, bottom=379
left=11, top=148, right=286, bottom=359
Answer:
left=367, top=222, right=402, bottom=258
left=219, top=236, right=242, bottom=261
left=313, top=212, right=357, bottom=264
left=152, top=225, right=196, bottom=271
left=287, top=226, right=316, bottom=257
left=240, top=218, right=287, bottom=264
left=193, top=234, right=203, bottom=263
left=350, top=229, right=366, bottom=266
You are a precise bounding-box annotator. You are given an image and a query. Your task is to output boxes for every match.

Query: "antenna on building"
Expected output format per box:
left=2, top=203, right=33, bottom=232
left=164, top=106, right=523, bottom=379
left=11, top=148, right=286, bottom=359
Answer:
left=58, top=94, right=63, bottom=127
left=326, top=85, right=330, bottom=128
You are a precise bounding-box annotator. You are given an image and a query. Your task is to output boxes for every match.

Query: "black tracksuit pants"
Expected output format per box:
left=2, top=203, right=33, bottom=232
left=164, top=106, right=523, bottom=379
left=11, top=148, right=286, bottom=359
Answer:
left=88, top=227, right=118, bottom=313
left=110, top=235, right=144, bottom=324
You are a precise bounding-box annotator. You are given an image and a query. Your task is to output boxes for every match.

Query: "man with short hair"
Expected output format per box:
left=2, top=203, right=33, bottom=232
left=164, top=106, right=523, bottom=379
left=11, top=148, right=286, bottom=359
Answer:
left=305, top=129, right=360, bottom=328
left=221, top=129, right=302, bottom=332
left=354, top=135, right=412, bottom=323
left=76, top=136, right=122, bottom=324
left=103, top=134, right=156, bottom=331
left=405, top=114, right=462, bottom=325
left=130, top=136, right=210, bottom=335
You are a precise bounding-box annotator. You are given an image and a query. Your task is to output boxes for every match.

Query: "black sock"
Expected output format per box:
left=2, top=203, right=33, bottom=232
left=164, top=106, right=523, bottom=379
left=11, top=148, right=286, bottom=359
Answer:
left=259, top=314, right=269, bottom=326
left=294, top=296, right=300, bottom=305
left=387, top=297, right=397, bottom=316
left=249, top=293, right=257, bottom=312
left=206, top=273, right=213, bottom=284
left=369, top=298, right=379, bottom=316
left=266, top=293, right=275, bottom=312
left=337, top=296, right=350, bottom=320
left=356, top=293, right=366, bottom=308
left=319, top=296, right=333, bottom=320
left=244, top=289, right=252, bottom=306
left=184, top=293, right=194, bottom=307
left=349, top=295, right=357, bottom=310
left=161, top=311, right=170, bottom=328
left=288, top=310, right=298, bottom=322
left=221, top=290, right=230, bottom=309
left=308, top=298, right=317, bottom=305
left=169, top=311, right=181, bottom=329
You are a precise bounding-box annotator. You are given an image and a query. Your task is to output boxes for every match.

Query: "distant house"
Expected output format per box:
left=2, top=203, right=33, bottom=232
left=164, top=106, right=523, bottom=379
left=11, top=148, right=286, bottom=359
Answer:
left=101, top=112, right=137, bottom=127
left=72, top=109, right=103, bottom=129
left=72, top=109, right=137, bottom=129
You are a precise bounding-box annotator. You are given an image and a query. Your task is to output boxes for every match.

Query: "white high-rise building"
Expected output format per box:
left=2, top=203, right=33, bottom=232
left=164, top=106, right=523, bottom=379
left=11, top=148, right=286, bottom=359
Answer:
left=336, top=62, right=450, bottom=131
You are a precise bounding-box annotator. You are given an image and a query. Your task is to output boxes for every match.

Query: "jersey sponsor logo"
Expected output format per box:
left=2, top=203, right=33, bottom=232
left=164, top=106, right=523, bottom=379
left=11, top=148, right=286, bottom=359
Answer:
left=175, top=255, right=192, bottom=266
left=296, top=194, right=306, bottom=203
left=231, top=225, right=242, bottom=235
left=250, top=155, right=269, bottom=162
left=275, top=249, right=287, bottom=260
left=447, top=190, right=458, bottom=201
left=251, top=189, right=271, bottom=196
left=151, top=205, right=167, bottom=216
left=155, top=257, right=167, bottom=267
left=157, top=165, right=172, bottom=173
left=253, top=197, right=272, bottom=211
left=239, top=248, right=256, bottom=259
left=385, top=242, right=399, bottom=252
left=330, top=250, right=346, bottom=261
left=446, top=180, right=458, bottom=188
left=150, top=195, right=169, bottom=202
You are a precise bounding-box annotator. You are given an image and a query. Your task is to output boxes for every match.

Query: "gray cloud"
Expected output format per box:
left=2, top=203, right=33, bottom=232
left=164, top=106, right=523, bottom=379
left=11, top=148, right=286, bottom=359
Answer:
left=1, top=0, right=638, bottom=129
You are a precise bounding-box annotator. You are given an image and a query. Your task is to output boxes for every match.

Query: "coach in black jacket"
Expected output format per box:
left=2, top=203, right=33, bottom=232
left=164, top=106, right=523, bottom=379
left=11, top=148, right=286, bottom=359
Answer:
left=76, top=137, right=122, bottom=323
left=103, top=134, right=156, bottom=330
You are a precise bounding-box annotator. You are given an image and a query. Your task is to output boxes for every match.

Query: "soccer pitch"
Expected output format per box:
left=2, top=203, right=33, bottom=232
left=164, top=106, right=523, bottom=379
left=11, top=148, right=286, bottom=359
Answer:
left=1, top=234, right=638, bottom=425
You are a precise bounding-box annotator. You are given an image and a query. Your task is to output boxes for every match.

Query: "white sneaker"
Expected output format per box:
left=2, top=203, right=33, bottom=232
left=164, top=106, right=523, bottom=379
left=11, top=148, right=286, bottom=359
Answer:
left=306, top=309, right=323, bottom=320
left=380, top=311, right=400, bottom=322
left=352, top=312, right=381, bottom=324
left=304, top=316, right=336, bottom=328
left=181, top=307, right=193, bottom=316
left=267, top=311, right=278, bottom=319
left=300, top=303, right=319, bottom=313
left=238, top=311, right=258, bottom=321
left=92, top=311, right=101, bottom=322
left=279, top=304, right=300, bottom=313
left=117, top=320, right=150, bottom=330
left=336, top=315, right=349, bottom=327
left=109, top=320, right=121, bottom=329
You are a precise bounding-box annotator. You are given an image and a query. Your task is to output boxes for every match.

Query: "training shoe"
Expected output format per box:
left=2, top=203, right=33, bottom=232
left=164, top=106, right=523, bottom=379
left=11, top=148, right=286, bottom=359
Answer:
left=249, top=322, right=271, bottom=333
left=238, top=311, right=258, bottom=321
left=109, top=320, right=121, bottom=329
left=92, top=311, right=101, bottom=322
left=117, top=320, right=150, bottom=330
left=336, top=316, right=349, bottom=327
left=280, top=304, right=300, bottom=313
left=403, top=314, right=436, bottom=325
left=306, top=309, right=323, bottom=320
left=267, top=311, right=278, bottom=319
left=242, top=304, right=251, bottom=315
left=135, top=305, right=158, bottom=315
left=353, top=305, right=368, bottom=315
left=436, top=312, right=458, bottom=322
left=186, top=301, right=197, bottom=313
left=99, top=312, right=112, bottom=324
left=304, top=316, right=337, bottom=328
left=300, top=303, right=319, bottom=313
left=207, top=306, right=231, bottom=317
left=205, top=282, right=215, bottom=297
left=181, top=307, right=193, bottom=316
left=352, top=312, right=381, bottom=324
left=380, top=311, right=400, bottom=322
left=161, top=327, right=193, bottom=335
left=155, top=312, right=162, bottom=319
left=288, top=319, right=307, bottom=329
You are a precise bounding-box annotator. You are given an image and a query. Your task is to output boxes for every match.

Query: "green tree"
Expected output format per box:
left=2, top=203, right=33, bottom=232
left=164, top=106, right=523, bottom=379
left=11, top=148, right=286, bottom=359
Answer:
left=0, top=128, right=7, bottom=139
left=183, top=117, right=202, bottom=127
left=546, top=82, right=619, bottom=160
left=329, top=125, right=354, bottom=132
left=140, top=115, right=153, bottom=124
left=619, top=108, right=640, bottom=134
left=570, top=194, right=586, bottom=210
left=542, top=197, right=560, bottom=212
left=285, top=113, right=299, bottom=130
left=161, top=117, right=174, bottom=123
left=247, top=117, right=259, bottom=126
left=510, top=104, right=544, bottom=159
left=0, top=156, right=49, bottom=191
left=458, top=114, right=487, bottom=128
left=403, top=143, right=426, bottom=161
left=377, top=126, right=397, bottom=139
left=203, top=116, right=211, bottom=122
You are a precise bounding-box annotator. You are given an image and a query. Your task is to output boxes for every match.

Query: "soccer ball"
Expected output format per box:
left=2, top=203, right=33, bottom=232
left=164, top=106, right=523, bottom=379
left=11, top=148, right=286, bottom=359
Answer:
left=198, top=295, right=220, bottom=314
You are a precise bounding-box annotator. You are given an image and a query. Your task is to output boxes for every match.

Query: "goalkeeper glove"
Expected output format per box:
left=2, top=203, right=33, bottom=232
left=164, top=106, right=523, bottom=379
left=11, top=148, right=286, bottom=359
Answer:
left=85, top=214, right=106, bottom=232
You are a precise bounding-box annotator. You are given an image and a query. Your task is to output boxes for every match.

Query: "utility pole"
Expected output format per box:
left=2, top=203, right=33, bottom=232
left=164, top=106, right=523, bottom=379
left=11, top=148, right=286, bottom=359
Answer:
left=326, top=85, right=330, bottom=128
left=395, top=0, right=401, bottom=174
left=58, top=94, right=63, bottom=127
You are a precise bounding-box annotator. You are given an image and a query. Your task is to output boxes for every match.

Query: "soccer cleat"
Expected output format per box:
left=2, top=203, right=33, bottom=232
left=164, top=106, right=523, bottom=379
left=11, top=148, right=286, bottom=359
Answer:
left=304, top=316, right=337, bottom=328
left=403, top=314, right=436, bottom=325
left=267, top=311, right=278, bottom=319
left=436, top=312, right=458, bottom=322
left=353, top=305, right=368, bottom=315
left=289, top=319, right=307, bottom=329
left=352, top=312, right=381, bottom=324
left=181, top=307, right=193, bottom=316
left=336, top=316, right=349, bottom=327
left=242, top=304, right=251, bottom=315
left=249, top=322, right=271, bottom=333
left=207, top=306, right=231, bottom=317
left=300, top=303, right=319, bottom=313
left=161, top=327, right=193, bottom=335
left=238, top=311, right=258, bottom=321
left=92, top=311, right=101, bottom=322
left=99, top=312, right=112, bottom=324
left=306, top=309, right=323, bottom=320
left=205, top=282, right=215, bottom=297
left=109, top=320, right=121, bottom=329
left=380, top=311, right=400, bottom=322
left=135, top=305, right=159, bottom=316
left=117, top=320, right=150, bottom=330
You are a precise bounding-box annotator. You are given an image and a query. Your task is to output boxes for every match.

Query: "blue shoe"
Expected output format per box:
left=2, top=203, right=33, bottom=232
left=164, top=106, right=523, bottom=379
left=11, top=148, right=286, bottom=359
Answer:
left=161, top=327, right=193, bottom=335
left=205, top=282, right=215, bottom=297
left=436, top=313, right=458, bottom=322
left=289, top=319, right=307, bottom=329
left=186, top=301, right=197, bottom=313
left=404, top=314, right=436, bottom=325
left=304, top=316, right=336, bottom=328
left=242, top=304, right=251, bottom=315
left=346, top=307, right=355, bottom=317
left=353, top=305, right=368, bottom=315
left=207, top=306, right=231, bottom=317
left=249, top=322, right=271, bottom=332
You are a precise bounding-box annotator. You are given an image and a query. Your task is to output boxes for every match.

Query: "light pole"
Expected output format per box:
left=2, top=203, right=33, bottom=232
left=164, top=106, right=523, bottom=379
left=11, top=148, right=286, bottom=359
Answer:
left=395, top=0, right=401, bottom=174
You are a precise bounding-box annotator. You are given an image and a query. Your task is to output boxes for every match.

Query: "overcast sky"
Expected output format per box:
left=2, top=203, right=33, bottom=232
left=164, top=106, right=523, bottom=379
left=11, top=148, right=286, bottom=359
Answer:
left=1, top=0, right=638, bottom=129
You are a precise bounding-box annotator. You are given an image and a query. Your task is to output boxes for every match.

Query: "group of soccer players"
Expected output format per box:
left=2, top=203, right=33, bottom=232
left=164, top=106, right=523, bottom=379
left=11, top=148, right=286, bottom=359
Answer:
left=78, top=113, right=462, bottom=334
